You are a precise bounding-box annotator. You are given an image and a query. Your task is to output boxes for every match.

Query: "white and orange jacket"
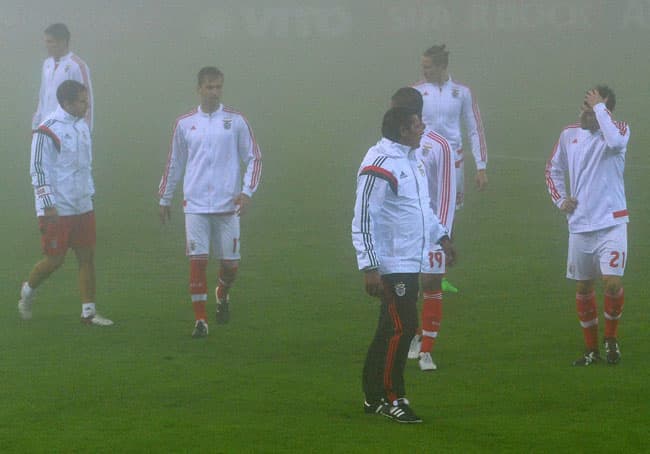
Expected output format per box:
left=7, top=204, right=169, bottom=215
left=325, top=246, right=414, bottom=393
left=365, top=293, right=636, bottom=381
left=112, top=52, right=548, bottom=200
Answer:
left=413, top=77, right=487, bottom=170
left=30, top=106, right=94, bottom=217
left=159, top=104, right=262, bottom=214
left=545, top=103, right=630, bottom=234
left=33, top=52, right=94, bottom=132
left=352, top=138, right=448, bottom=274
left=418, top=129, right=456, bottom=235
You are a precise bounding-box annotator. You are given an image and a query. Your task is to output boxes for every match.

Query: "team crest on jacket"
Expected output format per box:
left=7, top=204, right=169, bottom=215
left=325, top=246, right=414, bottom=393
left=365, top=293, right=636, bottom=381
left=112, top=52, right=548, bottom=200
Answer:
left=395, top=282, right=406, bottom=297
left=421, top=144, right=431, bottom=156
left=223, top=118, right=232, bottom=130
left=452, top=88, right=459, bottom=98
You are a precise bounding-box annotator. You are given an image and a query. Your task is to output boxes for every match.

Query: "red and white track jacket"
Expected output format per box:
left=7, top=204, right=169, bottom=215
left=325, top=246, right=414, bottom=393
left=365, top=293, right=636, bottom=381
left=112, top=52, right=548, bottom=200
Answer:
left=30, top=106, right=94, bottom=216
left=352, top=138, right=449, bottom=274
left=158, top=104, right=262, bottom=214
left=413, top=77, right=487, bottom=170
left=33, top=52, right=94, bottom=132
left=418, top=129, right=456, bottom=235
left=545, top=103, right=630, bottom=234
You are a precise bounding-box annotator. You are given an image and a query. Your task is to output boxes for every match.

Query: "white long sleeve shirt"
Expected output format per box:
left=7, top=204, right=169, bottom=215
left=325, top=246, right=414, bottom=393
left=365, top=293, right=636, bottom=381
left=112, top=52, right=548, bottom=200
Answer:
left=30, top=106, right=94, bottom=216
left=33, top=52, right=94, bottom=132
left=413, top=77, right=487, bottom=170
left=352, top=138, right=448, bottom=274
left=159, top=104, right=262, bottom=214
left=545, top=103, right=630, bottom=234
left=417, top=129, right=456, bottom=234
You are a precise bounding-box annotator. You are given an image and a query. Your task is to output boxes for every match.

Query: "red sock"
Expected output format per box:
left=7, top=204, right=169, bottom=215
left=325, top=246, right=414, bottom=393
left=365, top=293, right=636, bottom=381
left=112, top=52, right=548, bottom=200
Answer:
left=604, top=288, right=624, bottom=338
left=576, top=292, right=598, bottom=351
left=420, top=291, right=442, bottom=353
left=190, top=256, right=208, bottom=320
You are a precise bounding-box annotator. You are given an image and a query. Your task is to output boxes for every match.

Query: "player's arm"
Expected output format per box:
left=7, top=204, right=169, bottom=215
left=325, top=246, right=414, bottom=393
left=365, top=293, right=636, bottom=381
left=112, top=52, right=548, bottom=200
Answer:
left=158, top=121, right=187, bottom=224
left=434, top=140, right=456, bottom=232
left=352, top=167, right=390, bottom=296
left=32, top=63, right=47, bottom=130
left=30, top=127, right=59, bottom=216
left=235, top=116, right=262, bottom=215
left=462, top=87, right=488, bottom=189
left=590, top=102, right=629, bottom=151
left=545, top=134, right=574, bottom=212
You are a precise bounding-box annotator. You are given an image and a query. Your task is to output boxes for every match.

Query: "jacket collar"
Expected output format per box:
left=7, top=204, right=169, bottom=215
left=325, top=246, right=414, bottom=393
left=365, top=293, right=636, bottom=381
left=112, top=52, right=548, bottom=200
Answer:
left=52, top=105, right=82, bottom=124
left=198, top=103, right=223, bottom=117
left=379, top=137, right=414, bottom=157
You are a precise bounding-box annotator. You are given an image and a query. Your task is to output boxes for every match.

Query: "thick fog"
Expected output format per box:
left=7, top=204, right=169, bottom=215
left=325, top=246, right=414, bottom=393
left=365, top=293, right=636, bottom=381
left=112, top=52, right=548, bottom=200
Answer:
left=2, top=0, right=649, bottom=230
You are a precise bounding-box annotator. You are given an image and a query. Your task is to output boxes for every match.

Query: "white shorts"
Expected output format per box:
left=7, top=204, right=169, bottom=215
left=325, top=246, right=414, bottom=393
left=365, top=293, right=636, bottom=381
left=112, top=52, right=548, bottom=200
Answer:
left=420, top=244, right=446, bottom=275
left=567, top=223, right=627, bottom=280
left=185, top=213, right=241, bottom=260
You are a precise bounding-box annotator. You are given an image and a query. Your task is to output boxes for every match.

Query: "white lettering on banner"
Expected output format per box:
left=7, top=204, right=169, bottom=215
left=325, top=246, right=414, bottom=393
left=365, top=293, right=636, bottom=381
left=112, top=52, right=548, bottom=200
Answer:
left=623, top=0, right=650, bottom=28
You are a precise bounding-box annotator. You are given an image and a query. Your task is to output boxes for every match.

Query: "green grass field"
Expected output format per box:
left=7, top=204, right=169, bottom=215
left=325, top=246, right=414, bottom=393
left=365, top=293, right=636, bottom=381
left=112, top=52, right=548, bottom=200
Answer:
left=1, top=1, right=650, bottom=452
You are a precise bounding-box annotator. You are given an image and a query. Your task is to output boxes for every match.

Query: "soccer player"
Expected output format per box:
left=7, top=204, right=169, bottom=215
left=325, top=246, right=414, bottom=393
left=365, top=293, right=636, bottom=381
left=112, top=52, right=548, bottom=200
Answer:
left=18, top=80, right=112, bottom=326
left=413, top=44, right=487, bottom=206
left=33, top=23, right=94, bottom=132
left=390, top=87, right=457, bottom=372
left=158, top=67, right=262, bottom=338
left=352, top=106, right=455, bottom=423
left=546, top=86, right=629, bottom=366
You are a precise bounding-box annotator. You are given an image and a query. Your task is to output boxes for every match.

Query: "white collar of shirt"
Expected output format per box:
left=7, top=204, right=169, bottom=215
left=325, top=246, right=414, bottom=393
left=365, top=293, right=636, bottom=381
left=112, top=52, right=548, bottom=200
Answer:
left=198, top=103, right=223, bottom=117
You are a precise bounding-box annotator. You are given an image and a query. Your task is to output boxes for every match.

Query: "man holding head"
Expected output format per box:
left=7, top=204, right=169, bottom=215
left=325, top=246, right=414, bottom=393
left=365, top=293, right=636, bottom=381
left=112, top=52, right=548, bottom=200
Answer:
left=33, top=23, right=94, bottom=132
left=158, top=67, right=262, bottom=338
left=352, top=106, right=454, bottom=423
left=546, top=85, right=630, bottom=366
left=19, top=80, right=112, bottom=326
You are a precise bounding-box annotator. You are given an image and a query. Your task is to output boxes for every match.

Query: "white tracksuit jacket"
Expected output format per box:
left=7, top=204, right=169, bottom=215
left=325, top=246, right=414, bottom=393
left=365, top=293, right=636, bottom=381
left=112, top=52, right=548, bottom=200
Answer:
left=418, top=129, right=456, bottom=234
left=33, top=52, right=94, bottom=132
left=30, top=106, right=94, bottom=217
left=352, top=138, right=449, bottom=274
left=158, top=104, right=262, bottom=214
left=545, top=103, right=630, bottom=234
left=413, top=77, right=487, bottom=170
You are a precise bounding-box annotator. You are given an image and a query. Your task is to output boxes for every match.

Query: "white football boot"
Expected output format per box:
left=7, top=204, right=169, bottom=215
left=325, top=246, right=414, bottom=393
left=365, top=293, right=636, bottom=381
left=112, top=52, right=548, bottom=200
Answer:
left=407, top=335, right=422, bottom=359
left=418, top=352, right=438, bottom=371
left=18, top=282, right=35, bottom=320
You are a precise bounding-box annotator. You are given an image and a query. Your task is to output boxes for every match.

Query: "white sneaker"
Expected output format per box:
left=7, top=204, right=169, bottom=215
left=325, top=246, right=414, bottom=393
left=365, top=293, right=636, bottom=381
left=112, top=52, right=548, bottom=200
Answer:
left=418, top=352, right=437, bottom=371
left=18, top=282, right=35, bottom=320
left=407, top=335, right=422, bottom=359
left=81, top=313, right=114, bottom=326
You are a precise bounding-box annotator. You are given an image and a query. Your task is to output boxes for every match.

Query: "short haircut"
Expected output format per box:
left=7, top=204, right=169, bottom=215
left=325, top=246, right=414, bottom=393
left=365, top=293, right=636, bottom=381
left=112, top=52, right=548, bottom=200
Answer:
left=382, top=107, right=418, bottom=143
left=391, top=87, right=423, bottom=116
left=45, top=23, right=70, bottom=43
left=56, top=80, right=87, bottom=106
left=595, top=85, right=616, bottom=111
left=197, top=66, right=224, bottom=86
left=423, top=44, right=449, bottom=67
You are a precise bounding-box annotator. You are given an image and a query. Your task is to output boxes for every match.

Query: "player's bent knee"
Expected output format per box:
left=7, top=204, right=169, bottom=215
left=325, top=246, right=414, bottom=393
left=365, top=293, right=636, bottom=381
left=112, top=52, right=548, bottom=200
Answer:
left=603, top=276, right=622, bottom=296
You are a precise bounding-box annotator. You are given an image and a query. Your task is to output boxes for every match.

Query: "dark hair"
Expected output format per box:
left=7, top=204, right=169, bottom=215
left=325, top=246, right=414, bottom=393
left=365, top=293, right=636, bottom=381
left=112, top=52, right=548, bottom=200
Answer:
left=391, top=87, right=423, bottom=116
left=423, top=44, right=449, bottom=67
left=44, top=23, right=70, bottom=43
left=197, top=66, right=224, bottom=86
left=382, top=107, right=418, bottom=143
left=56, top=80, right=86, bottom=106
left=595, top=85, right=616, bottom=111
